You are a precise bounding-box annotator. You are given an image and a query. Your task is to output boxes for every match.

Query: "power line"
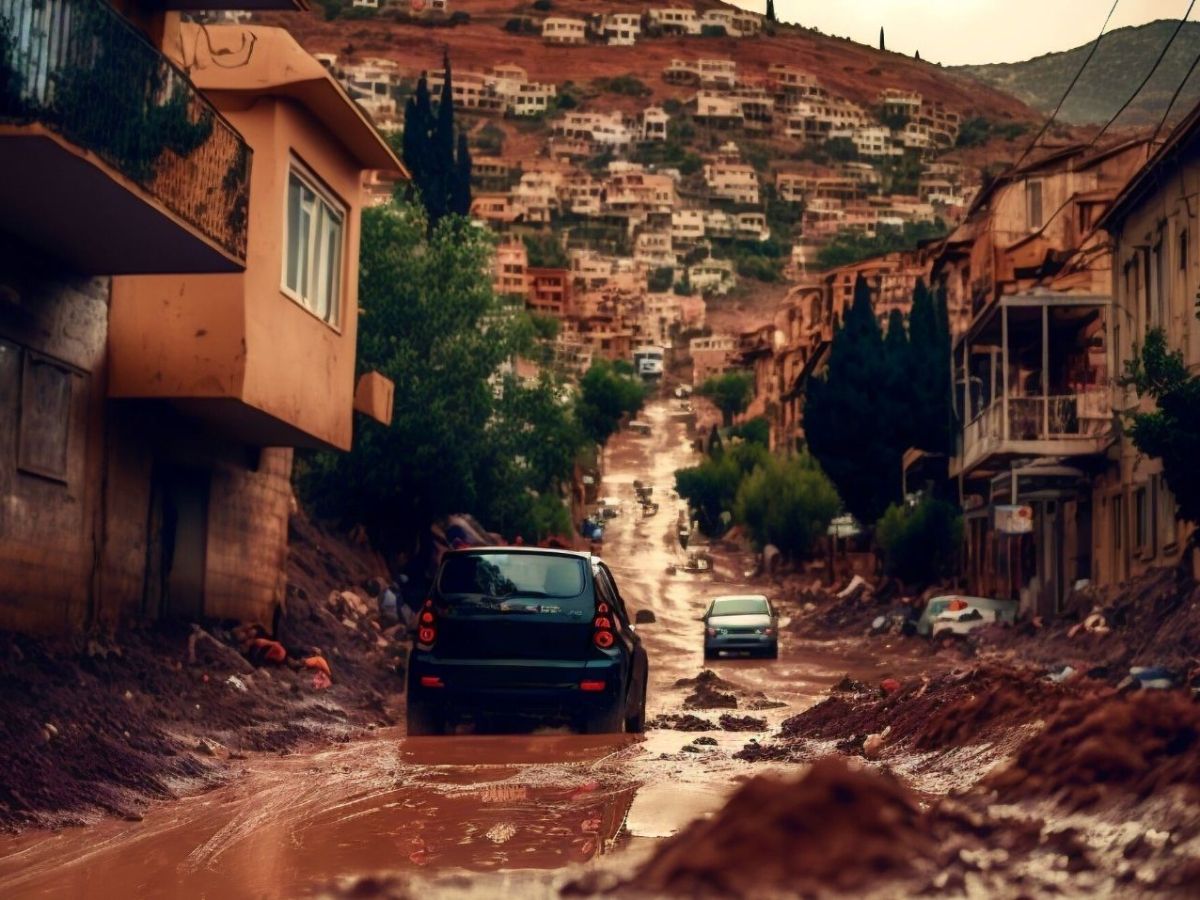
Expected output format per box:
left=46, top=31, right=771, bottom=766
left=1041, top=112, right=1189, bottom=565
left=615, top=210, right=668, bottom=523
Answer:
left=1091, top=0, right=1197, bottom=146
left=1012, top=0, right=1120, bottom=170
left=1149, top=38, right=1200, bottom=144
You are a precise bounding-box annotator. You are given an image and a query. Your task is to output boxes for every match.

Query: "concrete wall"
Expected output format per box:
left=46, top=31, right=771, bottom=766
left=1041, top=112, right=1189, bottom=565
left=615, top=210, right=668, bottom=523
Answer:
left=0, top=242, right=108, bottom=634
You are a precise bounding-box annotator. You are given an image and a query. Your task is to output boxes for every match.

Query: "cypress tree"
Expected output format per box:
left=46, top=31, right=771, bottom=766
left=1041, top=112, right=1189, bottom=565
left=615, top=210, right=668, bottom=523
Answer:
left=883, top=307, right=914, bottom=457
left=805, top=275, right=902, bottom=526
left=452, top=131, right=473, bottom=217
left=766, top=0, right=776, bottom=22
left=879, top=27, right=886, bottom=51
left=907, top=279, right=952, bottom=455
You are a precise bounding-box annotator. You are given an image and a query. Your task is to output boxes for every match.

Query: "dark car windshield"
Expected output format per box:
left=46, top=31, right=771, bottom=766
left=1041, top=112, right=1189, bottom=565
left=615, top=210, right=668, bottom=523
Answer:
left=711, top=597, right=769, bottom=617
left=438, top=553, right=588, bottom=609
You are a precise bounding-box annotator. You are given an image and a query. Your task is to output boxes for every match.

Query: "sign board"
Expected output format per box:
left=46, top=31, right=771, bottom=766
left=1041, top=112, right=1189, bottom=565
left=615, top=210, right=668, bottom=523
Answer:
left=994, top=504, right=1034, bottom=534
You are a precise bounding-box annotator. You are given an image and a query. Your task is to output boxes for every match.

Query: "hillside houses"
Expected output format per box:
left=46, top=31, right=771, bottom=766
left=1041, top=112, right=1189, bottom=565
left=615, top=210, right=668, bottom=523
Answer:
left=542, top=16, right=587, bottom=45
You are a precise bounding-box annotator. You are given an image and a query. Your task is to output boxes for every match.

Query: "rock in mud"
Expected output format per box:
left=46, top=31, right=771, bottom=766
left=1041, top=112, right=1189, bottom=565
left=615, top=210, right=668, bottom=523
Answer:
left=717, top=714, right=766, bottom=731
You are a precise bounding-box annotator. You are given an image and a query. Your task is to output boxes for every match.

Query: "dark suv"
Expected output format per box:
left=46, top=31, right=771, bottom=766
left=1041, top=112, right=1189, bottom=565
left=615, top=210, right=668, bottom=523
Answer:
left=406, top=548, right=650, bottom=735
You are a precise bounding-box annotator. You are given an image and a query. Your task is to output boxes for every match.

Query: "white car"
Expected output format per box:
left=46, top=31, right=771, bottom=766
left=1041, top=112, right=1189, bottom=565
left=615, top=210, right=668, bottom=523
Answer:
left=931, top=606, right=998, bottom=638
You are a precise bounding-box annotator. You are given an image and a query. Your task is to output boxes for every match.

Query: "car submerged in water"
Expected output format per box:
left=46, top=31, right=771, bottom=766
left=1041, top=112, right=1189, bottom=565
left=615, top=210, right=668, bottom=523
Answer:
left=702, top=594, right=779, bottom=659
left=407, top=548, right=651, bottom=735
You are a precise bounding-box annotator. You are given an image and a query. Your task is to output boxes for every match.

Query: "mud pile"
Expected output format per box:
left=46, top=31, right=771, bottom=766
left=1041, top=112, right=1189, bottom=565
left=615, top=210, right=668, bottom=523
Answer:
left=631, top=755, right=1041, bottom=898
left=973, top=567, right=1200, bottom=673
left=0, top=513, right=398, bottom=832
left=675, top=669, right=785, bottom=711
left=985, top=689, right=1200, bottom=809
left=740, top=665, right=1081, bottom=763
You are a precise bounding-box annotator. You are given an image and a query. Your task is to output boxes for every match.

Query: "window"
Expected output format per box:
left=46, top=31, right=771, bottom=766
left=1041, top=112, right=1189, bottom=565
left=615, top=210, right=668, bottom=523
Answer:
left=1156, top=475, right=1178, bottom=549
left=1181, top=229, right=1190, bottom=273
left=1151, top=240, right=1166, bottom=330
left=1133, top=485, right=1153, bottom=557
left=17, top=352, right=73, bottom=483
left=284, top=166, right=345, bottom=327
left=1025, top=180, right=1043, bottom=230
left=1112, top=493, right=1124, bottom=552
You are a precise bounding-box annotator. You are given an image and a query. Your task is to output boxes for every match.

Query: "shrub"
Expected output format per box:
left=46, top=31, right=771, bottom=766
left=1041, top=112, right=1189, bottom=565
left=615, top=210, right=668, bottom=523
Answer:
left=735, top=452, right=841, bottom=558
left=532, top=0, right=552, bottom=10
left=648, top=267, right=675, bottom=293
left=448, top=10, right=470, bottom=25
left=875, top=497, right=962, bottom=587
left=700, top=24, right=726, bottom=37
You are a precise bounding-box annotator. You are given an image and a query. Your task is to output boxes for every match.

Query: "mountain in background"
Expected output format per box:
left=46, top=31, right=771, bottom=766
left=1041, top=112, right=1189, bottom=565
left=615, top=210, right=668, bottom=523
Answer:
left=955, top=19, right=1200, bottom=127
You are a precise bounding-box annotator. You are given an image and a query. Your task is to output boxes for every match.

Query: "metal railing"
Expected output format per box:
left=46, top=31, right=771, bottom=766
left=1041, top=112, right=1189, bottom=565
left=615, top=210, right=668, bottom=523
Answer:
left=963, top=387, right=1111, bottom=461
left=0, top=0, right=250, bottom=261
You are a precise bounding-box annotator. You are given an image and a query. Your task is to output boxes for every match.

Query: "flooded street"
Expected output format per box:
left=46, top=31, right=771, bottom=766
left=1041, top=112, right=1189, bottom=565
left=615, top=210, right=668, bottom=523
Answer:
left=0, top=399, right=925, bottom=898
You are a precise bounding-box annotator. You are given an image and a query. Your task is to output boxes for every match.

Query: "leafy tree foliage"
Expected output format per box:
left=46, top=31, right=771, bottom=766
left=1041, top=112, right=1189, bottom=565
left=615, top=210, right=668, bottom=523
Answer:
left=1120, top=328, right=1200, bottom=530
left=735, top=452, right=840, bottom=558
left=295, top=202, right=580, bottom=550
left=816, top=220, right=948, bottom=269
left=675, top=442, right=769, bottom=536
left=699, top=371, right=754, bottom=427
left=401, top=54, right=471, bottom=229
left=804, top=275, right=902, bottom=527
left=576, top=360, right=647, bottom=446
left=766, top=0, right=777, bottom=22
left=906, top=281, right=953, bottom=455
left=727, top=416, right=771, bottom=448
left=523, top=233, right=570, bottom=268
left=876, top=497, right=962, bottom=586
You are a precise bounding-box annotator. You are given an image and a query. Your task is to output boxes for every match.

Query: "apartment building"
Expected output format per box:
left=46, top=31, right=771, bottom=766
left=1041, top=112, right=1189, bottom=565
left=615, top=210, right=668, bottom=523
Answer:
left=527, top=267, right=573, bottom=317
left=704, top=161, right=761, bottom=205
left=639, top=107, right=670, bottom=143
left=542, top=16, right=587, bottom=45
left=690, top=333, right=739, bottom=385
left=426, top=67, right=503, bottom=113
left=672, top=209, right=707, bottom=246
left=0, top=6, right=402, bottom=634
left=602, top=12, right=641, bottom=45
left=634, top=231, right=677, bottom=269
left=689, top=257, right=737, bottom=295
left=494, top=239, right=528, bottom=296
left=648, top=7, right=701, bottom=35
left=554, top=112, right=634, bottom=153
left=936, top=139, right=1150, bottom=615
left=470, top=192, right=522, bottom=227
left=1094, top=108, right=1200, bottom=585
left=768, top=64, right=823, bottom=98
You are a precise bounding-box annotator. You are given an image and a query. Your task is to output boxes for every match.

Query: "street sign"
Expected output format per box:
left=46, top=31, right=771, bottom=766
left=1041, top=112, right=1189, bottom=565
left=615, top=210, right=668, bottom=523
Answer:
left=994, top=504, right=1034, bottom=534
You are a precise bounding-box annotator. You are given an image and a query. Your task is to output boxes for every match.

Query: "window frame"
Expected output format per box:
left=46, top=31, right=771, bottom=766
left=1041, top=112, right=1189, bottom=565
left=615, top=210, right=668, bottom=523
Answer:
left=281, top=158, right=347, bottom=331
left=1025, top=179, right=1044, bottom=231
left=15, top=349, right=76, bottom=485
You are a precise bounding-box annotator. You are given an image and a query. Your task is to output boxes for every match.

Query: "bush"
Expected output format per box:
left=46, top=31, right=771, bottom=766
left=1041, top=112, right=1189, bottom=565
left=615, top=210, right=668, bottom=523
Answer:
left=698, top=371, right=754, bottom=427
left=523, top=233, right=570, bottom=268
left=728, top=417, right=770, bottom=447
left=648, top=267, right=675, bottom=293
left=532, top=0, right=552, bottom=10
left=504, top=17, right=538, bottom=33
left=700, top=24, right=726, bottom=37
left=595, top=75, right=652, bottom=97
left=875, top=497, right=962, bottom=587
left=735, top=453, right=841, bottom=558
left=449, top=10, right=470, bottom=25
left=735, top=255, right=783, bottom=282
left=676, top=442, right=769, bottom=536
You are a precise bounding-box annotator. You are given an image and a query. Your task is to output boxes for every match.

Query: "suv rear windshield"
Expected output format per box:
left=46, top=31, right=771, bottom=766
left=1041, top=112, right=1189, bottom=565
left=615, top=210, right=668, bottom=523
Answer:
left=711, top=597, right=769, bottom=616
left=438, top=553, right=589, bottom=607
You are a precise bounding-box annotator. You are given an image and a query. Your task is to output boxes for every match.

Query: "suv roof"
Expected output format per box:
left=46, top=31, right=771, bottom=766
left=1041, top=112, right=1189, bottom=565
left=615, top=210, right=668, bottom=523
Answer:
left=444, top=546, right=595, bottom=562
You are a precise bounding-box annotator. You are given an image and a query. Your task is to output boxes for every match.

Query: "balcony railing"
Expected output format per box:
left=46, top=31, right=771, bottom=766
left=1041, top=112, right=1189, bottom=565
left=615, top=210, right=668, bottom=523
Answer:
left=0, top=0, right=250, bottom=261
left=962, top=386, right=1111, bottom=467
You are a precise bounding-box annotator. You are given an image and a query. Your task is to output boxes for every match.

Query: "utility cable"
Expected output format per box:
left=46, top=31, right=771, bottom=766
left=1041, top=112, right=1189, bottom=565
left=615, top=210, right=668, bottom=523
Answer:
left=1149, top=37, right=1200, bottom=144
left=1091, top=0, right=1197, bottom=146
left=1012, top=0, right=1120, bottom=170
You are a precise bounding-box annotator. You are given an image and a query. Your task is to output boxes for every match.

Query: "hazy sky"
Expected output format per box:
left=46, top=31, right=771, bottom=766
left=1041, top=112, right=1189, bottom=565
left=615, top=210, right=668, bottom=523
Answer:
left=730, top=0, right=1196, bottom=66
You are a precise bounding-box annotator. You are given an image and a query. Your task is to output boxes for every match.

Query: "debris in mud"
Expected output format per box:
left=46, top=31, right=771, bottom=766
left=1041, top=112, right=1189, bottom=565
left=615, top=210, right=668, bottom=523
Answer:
left=693, top=736, right=719, bottom=746
left=651, top=713, right=716, bottom=732
left=984, top=689, right=1200, bottom=809
left=675, top=669, right=783, bottom=711
left=630, top=755, right=1044, bottom=898
left=717, top=714, right=767, bottom=731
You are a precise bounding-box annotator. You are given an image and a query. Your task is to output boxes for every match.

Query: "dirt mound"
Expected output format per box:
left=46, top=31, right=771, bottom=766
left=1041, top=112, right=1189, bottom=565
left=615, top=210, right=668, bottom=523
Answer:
left=632, top=756, right=987, bottom=897
left=718, top=714, right=767, bottom=731
left=985, top=689, right=1200, bottom=809
left=673, top=669, right=739, bottom=691
left=0, top=513, right=400, bottom=833
left=651, top=713, right=716, bottom=732
left=764, top=666, right=1080, bottom=763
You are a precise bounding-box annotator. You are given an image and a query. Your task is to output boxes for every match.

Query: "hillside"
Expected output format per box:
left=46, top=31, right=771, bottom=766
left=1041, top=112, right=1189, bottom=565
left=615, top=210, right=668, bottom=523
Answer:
left=262, top=0, right=1039, bottom=125
left=955, top=19, right=1200, bottom=127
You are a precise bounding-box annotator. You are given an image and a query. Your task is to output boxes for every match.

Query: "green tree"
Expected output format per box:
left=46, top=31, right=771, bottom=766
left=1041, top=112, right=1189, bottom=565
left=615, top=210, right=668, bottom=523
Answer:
left=766, top=0, right=777, bottom=22
left=804, top=274, right=902, bottom=527
left=295, top=202, right=570, bottom=550
left=876, top=496, right=962, bottom=586
left=523, top=232, right=570, bottom=268
left=675, top=442, right=769, bottom=536
left=906, top=280, right=952, bottom=455
left=883, top=306, right=915, bottom=454
left=727, top=416, right=771, bottom=448
left=401, top=54, right=471, bottom=229
left=576, top=360, right=647, bottom=446
left=648, top=267, right=675, bottom=292
left=699, top=371, right=754, bottom=427
left=1120, top=328, right=1200, bottom=536
left=734, top=452, right=841, bottom=558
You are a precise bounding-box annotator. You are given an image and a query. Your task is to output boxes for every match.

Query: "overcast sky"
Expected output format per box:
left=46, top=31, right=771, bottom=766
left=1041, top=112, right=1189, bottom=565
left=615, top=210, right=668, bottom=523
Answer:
left=729, top=0, right=1195, bottom=66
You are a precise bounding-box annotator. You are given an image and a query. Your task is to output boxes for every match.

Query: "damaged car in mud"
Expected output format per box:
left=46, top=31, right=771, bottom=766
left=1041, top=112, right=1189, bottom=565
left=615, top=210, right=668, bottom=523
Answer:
left=407, top=548, right=650, bottom=736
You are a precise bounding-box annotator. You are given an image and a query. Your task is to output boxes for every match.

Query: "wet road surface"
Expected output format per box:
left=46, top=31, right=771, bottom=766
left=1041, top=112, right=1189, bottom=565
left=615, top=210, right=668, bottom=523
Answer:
left=0, top=398, right=925, bottom=898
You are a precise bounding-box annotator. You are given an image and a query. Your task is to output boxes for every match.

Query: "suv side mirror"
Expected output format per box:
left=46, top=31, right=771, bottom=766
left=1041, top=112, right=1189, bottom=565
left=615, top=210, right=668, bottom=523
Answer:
left=634, top=609, right=657, bottom=625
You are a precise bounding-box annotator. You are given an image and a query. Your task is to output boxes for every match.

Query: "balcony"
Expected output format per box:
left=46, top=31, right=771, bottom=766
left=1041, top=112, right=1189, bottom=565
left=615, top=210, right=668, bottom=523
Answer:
left=954, top=293, right=1114, bottom=478
left=0, top=0, right=251, bottom=273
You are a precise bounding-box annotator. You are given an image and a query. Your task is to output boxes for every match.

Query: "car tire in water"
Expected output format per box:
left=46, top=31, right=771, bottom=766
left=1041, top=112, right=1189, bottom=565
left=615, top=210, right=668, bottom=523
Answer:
left=625, top=685, right=647, bottom=734
left=766, top=643, right=779, bottom=659
left=581, top=699, right=626, bottom=734
left=406, top=703, right=442, bottom=736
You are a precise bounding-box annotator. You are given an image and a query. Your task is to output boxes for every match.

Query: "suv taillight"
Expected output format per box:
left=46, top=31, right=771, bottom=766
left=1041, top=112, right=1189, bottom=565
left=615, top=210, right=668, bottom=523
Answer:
left=417, top=599, right=438, bottom=649
left=593, top=601, right=616, bottom=649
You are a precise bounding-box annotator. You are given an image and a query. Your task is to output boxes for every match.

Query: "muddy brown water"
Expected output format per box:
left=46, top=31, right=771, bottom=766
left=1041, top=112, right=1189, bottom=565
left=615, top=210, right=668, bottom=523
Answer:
left=0, top=398, right=928, bottom=898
